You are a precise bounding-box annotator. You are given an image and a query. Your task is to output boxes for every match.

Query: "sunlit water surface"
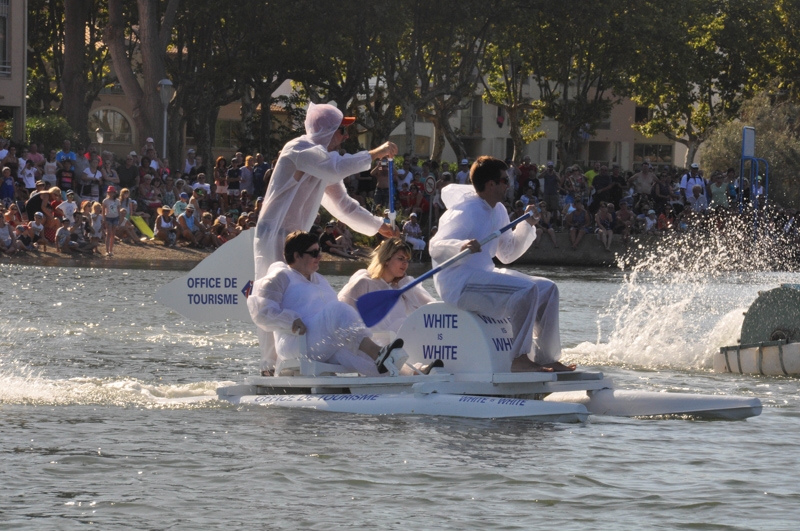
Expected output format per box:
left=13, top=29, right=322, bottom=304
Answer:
left=2, top=262, right=799, bottom=530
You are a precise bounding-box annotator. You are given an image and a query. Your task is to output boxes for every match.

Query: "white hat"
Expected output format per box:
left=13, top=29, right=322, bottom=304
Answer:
left=647, top=209, right=656, bottom=215
left=546, top=160, right=554, bottom=166
left=217, top=215, right=227, bottom=225
left=690, top=163, right=700, bottom=169
left=146, top=137, right=154, bottom=143
left=397, top=169, right=406, bottom=175
left=187, top=148, right=195, bottom=154
left=460, top=158, right=469, bottom=165
left=129, top=151, right=138, bottom=157
left=409, top=213, right=418, bottom=218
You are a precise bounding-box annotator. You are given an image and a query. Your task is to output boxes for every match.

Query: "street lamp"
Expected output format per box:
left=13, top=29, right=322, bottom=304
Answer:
left=157, top=79, right=175, bottom=159
left=95, top=128, right=104, bottom=145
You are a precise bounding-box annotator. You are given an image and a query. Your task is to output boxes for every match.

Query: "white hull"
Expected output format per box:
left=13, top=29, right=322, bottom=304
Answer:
left=546, top=389, right=762, bottom=420
left=217, top=369, right=761, bottom=422
left=228, top=392, right=589, bottom=422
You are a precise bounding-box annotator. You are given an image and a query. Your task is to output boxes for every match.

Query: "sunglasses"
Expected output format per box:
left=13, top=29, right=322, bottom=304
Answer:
left=301, top=248, right=321, bottom=258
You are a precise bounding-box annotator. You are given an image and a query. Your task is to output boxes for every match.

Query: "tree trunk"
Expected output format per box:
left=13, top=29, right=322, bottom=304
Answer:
left=403, top=102, right=416, bottom=156
left=105, top=0, right=179, bottom=154
left=61, top=0, right=92, bottom=146
left=507, top=106, right=525, bottom=163
left=240, top=88, right=256, bottom=154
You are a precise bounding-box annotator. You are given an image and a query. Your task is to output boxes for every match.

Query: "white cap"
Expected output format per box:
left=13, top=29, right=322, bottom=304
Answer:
left=218, top=215, right=227, bottom=225
left=460, top=158, right=469, bottom=165
left=690, top=163, right=700, bottom=169
left=546, top=160, right=554, bottom=166
left=146, top=137, right=154, bottom=143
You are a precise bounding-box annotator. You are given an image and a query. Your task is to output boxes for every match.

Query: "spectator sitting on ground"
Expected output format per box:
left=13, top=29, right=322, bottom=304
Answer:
left=644, top=209, right=660, bottom=235
left=614, top=200, right=634, bottom=247
left=177, top=204, right=202, bottom=247
left=402, top=213, right=425, bottom=259
left=0, top=210, right=23, bottom=255
left=200, top=212, right=220, bottom=249
left=595, top=202, right=614, bottom=252
left=534, top=201, right=559, bottom=249
left=565, top=200, right=591, bottom=250
left=116, top=209, right=141, bottom=244
left=319, top=222, right=354, bottom=259
left=154, top=206, right=177, bottom=247
left=335, top=219, right=369, bottom=257
left=688, top=184, right=708, bottom=213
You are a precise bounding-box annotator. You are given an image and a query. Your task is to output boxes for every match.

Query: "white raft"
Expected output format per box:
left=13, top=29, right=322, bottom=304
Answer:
left=217, top=302, right=762, bottom=422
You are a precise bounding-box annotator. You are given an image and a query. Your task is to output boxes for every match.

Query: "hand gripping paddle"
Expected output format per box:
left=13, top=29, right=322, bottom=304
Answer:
left=356, top=211, right=533, bottom=327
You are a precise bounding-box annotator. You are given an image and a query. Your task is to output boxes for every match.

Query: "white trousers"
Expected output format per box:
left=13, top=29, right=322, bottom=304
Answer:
left=405, top=236, right=426, bottom=251
left=275, top=302, right=379, bottom=377
left=456, top=268, right=561, bottom=365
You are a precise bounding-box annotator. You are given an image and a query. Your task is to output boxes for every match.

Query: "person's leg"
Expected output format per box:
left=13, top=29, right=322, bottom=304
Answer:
left=547, top=228, right=558, bottom=247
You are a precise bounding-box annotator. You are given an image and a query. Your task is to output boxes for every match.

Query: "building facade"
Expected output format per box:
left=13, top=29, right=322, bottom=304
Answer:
left=0, top=0, right=27, bottom=142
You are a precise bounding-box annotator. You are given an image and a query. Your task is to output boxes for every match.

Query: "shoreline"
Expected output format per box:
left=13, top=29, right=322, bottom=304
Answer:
left=0, top=233, right=632, bottom=272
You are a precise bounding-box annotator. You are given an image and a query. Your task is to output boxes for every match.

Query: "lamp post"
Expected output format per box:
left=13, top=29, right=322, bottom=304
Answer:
left=157, top=79, right=175, bottom=160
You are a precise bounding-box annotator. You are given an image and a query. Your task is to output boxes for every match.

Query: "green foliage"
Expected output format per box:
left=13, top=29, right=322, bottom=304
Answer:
left=702, top=90, right=800, bottom=208
left=628, top=0, right=778, bottom=165
left=26, top=115, right=78, bottom=151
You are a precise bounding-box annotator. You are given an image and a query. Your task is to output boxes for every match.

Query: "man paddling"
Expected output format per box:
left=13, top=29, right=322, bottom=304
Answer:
left=252, top=102, right=398, bottom=374
left=429, top=156, right=575, bottom=372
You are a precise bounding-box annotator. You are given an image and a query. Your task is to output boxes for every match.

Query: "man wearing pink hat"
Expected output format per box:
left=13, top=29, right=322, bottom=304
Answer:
left=251, top=102, right=398, bottom=374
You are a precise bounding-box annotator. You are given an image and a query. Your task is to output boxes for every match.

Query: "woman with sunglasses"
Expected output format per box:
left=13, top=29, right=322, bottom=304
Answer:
left=250, top=231, right=404, bottom=376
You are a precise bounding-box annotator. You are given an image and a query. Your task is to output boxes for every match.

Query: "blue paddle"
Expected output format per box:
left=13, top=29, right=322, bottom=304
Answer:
left=356, top=211, right=533, bottom=327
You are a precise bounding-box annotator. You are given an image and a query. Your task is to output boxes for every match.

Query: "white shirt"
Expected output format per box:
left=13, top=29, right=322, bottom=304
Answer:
left=339, top=269, right=435, bottom=333
left=429, top=185, right=535, bottom=304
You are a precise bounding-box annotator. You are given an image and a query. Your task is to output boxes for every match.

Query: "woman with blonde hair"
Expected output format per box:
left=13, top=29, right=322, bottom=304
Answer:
left=339, top=237, right=435, bottom=335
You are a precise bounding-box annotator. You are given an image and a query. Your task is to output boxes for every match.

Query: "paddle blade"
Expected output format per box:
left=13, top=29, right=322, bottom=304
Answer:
left=356, top=289, right=404, bottom=328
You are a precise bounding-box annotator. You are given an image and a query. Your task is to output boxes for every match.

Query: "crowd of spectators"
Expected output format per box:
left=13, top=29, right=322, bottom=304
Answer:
left=345, top=153, right=784, bottom=254
left=1, top=132, right=788, bottom=260
left=0, top=136, right=271, bottom=257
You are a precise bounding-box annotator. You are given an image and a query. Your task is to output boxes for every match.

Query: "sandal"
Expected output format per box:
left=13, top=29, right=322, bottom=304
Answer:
left=375, top=338, right=404, bottom=374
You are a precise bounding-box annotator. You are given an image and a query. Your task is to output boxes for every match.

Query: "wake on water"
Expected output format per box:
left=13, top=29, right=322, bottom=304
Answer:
left=565, top=213, right=800, bottom=371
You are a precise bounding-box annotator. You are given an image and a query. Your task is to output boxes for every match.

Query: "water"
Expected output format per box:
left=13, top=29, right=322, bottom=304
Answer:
left=2, top=263, right=800, bottom=529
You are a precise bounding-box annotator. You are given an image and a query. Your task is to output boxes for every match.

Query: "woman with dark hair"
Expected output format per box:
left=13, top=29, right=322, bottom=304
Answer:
left=339, top=237, right=435, bottom=335
left=248, top=230, right=405, bottom=376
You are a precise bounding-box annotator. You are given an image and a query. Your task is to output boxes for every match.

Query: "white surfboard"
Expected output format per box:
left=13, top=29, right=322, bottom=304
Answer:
left=155, top=230, right=255, bottom=322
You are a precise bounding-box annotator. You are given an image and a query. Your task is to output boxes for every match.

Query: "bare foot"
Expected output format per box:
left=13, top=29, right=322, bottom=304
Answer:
left=511, top=356, right=553, bottom=372
left=542, top=361, right=577, bottom=372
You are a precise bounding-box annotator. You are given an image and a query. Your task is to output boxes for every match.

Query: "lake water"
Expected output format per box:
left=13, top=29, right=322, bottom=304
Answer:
left=2, top=263, right=800, bottom=530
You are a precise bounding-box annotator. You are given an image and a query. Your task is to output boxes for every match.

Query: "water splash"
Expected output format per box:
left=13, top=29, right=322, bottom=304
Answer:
left=568, top=214, right=800, bottom=371
left=0, top=367, right=230, bottom=408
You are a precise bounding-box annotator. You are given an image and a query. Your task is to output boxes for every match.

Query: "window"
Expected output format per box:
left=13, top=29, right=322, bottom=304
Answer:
left=635, top=106, right=651, bottom=123
left=633, top=143, right=673, bottom=163
left=88, top=109, right=133, bottom=145
left=0, top=0, right=9, bottom=77
left=214, top=120, right=240, bottom=149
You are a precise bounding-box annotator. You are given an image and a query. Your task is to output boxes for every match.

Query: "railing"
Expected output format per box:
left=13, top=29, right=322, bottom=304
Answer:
left=0, top=61, right=11, bottom=77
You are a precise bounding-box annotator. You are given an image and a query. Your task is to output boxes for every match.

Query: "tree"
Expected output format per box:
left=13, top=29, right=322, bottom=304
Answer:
left=628, top=0, right=776, bottom=166
left=702, top=89, right=800, bottom=208
left=522, top=0, right=653, bottom=166
left=480, top=39, right=545, bottom=162
left=417, top=0, right=495, bottom=162
left=104, top=0, right=179, bottom=156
